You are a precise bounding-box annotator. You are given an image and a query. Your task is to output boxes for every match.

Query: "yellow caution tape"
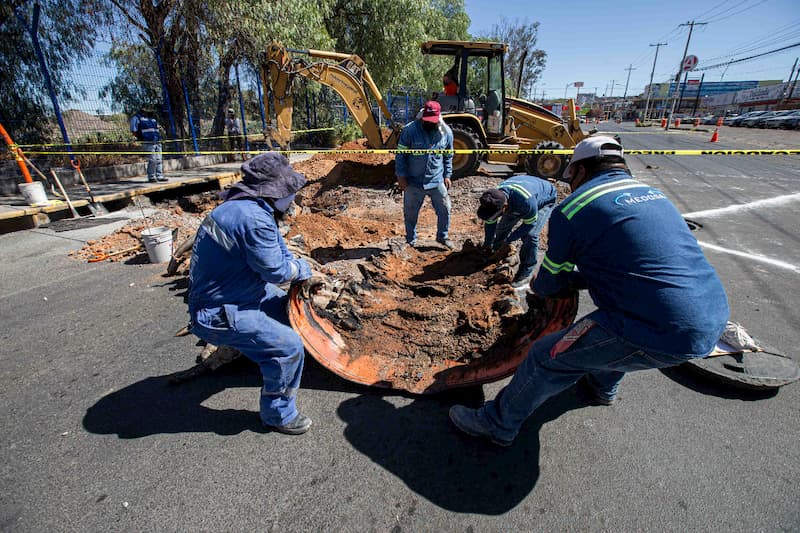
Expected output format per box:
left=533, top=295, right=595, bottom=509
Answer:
left=22, top=148, right=800, bottom=156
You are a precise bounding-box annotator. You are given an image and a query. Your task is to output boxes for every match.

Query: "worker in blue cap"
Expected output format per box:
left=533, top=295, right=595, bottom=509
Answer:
left=188, top=152, right=314, bottom=435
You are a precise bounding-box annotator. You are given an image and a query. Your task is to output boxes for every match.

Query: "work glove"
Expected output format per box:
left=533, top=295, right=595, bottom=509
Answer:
left=293, top=258, right=312, bottom=281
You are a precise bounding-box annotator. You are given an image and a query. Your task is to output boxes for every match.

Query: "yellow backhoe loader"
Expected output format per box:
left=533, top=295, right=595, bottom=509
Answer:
left=261, top=40, right=589, bottom=179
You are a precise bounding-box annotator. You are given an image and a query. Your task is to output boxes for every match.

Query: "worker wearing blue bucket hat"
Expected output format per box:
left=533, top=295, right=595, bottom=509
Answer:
left=189, top=152, right=314, bottom=435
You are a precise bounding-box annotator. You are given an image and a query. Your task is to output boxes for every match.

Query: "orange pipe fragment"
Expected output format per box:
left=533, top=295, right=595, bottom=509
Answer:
left=0, top=122, right=33, bottom=183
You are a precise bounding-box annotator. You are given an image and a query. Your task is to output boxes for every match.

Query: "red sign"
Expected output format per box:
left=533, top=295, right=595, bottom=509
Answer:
left=574, top=81, right=584, bottom=88
left=687, top=79, right=701, bottom=85
left=682, top=55, right=699, bottom=72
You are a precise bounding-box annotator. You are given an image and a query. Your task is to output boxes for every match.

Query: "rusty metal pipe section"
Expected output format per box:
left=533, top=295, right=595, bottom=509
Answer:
left=288, top=285, right=578, bottom=394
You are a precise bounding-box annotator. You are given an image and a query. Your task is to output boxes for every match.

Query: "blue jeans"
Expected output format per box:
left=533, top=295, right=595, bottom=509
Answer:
left=403, top=182, right=451, bottom=243
left=493, top=203, right=554, bottom=279
left=190, top=288, right=305, bottom=427
left=480, top=312, right=695, bottom=443
left=143, top=141, right=163, bottom=181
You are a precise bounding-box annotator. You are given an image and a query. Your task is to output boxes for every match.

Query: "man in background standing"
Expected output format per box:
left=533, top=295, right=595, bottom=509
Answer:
left=225, top=108, right=244, bottom=161
left=395, top=100, right=454, bottom=250
left=130, top=107, right=166, bottom=183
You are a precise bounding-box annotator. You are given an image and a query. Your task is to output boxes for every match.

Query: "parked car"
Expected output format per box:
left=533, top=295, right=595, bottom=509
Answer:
left=763, top=110, right=800, bottom=129
left=701, top=115, right=719, bottom=125
left=741, top=111, right=778, bottom=127
left=728, top=111, right=766, bottom=127
left=722, top=114, right=740, bottom=126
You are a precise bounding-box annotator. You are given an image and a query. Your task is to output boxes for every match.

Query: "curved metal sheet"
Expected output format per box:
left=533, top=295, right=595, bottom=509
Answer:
left=288, top=285, right=578, bottom=394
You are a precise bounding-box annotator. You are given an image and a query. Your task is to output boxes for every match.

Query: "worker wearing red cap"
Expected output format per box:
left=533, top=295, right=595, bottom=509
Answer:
left=395, top=100, right=455, bottom=250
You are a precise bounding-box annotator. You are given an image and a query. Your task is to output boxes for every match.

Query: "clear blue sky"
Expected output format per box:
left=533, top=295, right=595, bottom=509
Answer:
left=465, top=0, right=800, bottom=99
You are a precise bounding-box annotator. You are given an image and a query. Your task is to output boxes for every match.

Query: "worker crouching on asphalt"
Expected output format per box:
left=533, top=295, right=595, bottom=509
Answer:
left=395, top=100, right=455, bottom=250
left=188, top=152, right=314, bottom=435
left=477, top=175, right=557, bottom=289
left=450, top=136, right=729, bottom=447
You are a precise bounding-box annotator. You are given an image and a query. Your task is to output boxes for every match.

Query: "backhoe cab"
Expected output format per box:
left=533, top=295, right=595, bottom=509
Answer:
left=421, top=40, right=587, bottom=179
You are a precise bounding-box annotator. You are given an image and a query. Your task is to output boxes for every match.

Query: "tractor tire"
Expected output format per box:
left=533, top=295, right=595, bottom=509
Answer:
left=525, top=141, right=570, bottom=180
left=450, top=123, right=483, bottom=179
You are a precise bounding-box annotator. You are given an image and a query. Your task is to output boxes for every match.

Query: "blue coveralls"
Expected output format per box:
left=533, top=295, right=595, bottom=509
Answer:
left=477, top=169, right=729, bottom=443
left=188, top=196, right=311, bottom=426
left=130, top=114, right=163, bottom=181
left=395, top=120, right=454, bottom=244
left=483, top=175, right=557, bottom=279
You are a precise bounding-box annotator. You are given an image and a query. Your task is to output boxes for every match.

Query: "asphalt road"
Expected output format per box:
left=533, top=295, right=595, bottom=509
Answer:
left=1, top=127, right=798, bottom=531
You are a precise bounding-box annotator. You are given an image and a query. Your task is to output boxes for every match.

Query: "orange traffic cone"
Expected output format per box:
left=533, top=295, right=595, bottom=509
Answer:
left=709, top=128, right=719, bottom=143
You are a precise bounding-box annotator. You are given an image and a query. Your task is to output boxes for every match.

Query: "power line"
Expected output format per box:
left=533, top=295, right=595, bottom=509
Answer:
left=697, top=41, right=800, bottom=71
left=705, top=0, right=770, bottom=23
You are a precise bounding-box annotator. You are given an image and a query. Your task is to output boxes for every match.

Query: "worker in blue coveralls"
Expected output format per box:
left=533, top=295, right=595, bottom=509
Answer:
left=130, top=107, right=166, bottom=183
left=477, top=175, right=558, bottom=289
left=188, top=152, right=314, bottom=435
left=450, top=136, right=729, bottom=446
left=395, top=100, right=455, bottom=250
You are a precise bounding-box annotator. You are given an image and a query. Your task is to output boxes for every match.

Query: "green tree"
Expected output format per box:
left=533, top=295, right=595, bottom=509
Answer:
left=1, top=0, right=111, bottom=143
left=480, top=17, right=546, bottom=99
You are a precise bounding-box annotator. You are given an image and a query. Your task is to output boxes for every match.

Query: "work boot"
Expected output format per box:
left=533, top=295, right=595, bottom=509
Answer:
left=406, top=240, right=418, bottom=250
left=510, top=271, right=533, bottom=290
left=575, top=376, right=616, bottom=406
left=265, top=413, right=312, bottom=435
left=436, top=238, right=455, bottom=250
left=449, top=405, right=512, bottom=447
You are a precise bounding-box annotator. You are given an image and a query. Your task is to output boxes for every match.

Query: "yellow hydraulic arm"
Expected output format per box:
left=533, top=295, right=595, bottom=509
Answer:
left=260, top=42, right=401, bottom=149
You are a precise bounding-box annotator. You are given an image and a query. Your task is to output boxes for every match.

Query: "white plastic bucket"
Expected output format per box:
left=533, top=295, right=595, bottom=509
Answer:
left=19, top=181, right=48, bottom=206
left=141, top=226, right=173, bottom=264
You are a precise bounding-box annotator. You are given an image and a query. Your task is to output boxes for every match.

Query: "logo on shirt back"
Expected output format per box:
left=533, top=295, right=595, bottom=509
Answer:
left=614, top=189, right=666, bottom=206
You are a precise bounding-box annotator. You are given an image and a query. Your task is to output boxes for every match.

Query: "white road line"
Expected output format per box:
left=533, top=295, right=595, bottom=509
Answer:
left=682, top=192, right=800, bottom=218
left=698, top=241, right=800, bottom=273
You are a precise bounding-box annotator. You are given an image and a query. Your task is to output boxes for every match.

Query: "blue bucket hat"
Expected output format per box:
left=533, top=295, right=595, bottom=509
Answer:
left=221, top=152, right=306, bottom=208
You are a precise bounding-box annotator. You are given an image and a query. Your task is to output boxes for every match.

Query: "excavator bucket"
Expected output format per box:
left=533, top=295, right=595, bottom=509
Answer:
left=287, top=285, right=578, bottom=394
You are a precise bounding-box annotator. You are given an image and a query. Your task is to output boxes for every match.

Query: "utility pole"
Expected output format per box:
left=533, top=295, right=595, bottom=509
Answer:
left=623, top=64, right=636, bottom=99
left=779, top=57, right=798, bottom=107
left=609, top=80, right=617, bottom=97
left=643, top=42, right=667, bottom=121
left=666, top=20, right=706, bottom=130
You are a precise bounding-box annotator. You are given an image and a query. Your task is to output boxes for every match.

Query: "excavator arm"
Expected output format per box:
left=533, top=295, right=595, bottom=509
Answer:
left=261, top=42, right=401, bottom=150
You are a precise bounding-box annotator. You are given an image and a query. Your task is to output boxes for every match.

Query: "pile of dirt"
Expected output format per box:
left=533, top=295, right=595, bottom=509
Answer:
left=294, top=138, right=396, bottom=190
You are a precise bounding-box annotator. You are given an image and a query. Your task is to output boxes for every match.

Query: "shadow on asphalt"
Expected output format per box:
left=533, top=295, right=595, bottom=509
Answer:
left=660, top=366, right=779, bottom=401
left=337, top=387, right=585, bottom=515
left=83, top=354, right=586, bottom=514
left=82, top=356, right=369, bottom=439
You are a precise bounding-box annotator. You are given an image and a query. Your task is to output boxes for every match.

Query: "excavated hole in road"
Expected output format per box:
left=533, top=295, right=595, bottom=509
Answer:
left=288, top=140, right=561, bottom=386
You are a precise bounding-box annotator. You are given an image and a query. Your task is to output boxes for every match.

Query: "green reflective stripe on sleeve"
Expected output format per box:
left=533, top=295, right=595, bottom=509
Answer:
left=397, top=144, right=409, bottom=149
left=561, top=179, right=639, bottom=215
left=561, top=180, right=648, bottom=221
left=503, top=184, right=532, bottom=198
left=541, top=255, right=575, bottom=274
left=522, top=215, right=537, bottom=224
left=484, top=219, right=498, bottom=225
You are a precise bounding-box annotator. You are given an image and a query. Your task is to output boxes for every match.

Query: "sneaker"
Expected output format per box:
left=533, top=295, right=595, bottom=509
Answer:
left=406, top=240, right=418, bottom=249
left=449, top=405, right=512, bottom=447
left=147, top=178, right=158, bottom=183
left=510, top=273, right=533, bottom=290
left=156, top=177, right=168, bottom=182
left=436, top=238, right=455, bottom=250
left=265, top=413, right=312, bottom=435
left=575, top=376, right=616, bottom=406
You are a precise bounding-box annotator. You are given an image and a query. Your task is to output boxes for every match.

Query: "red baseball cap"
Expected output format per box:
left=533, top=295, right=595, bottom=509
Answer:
left=421, top=100, right=441, bottom=122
